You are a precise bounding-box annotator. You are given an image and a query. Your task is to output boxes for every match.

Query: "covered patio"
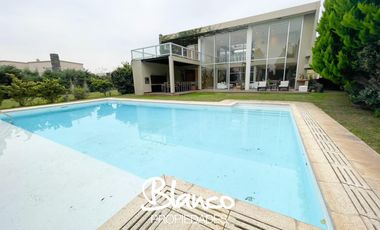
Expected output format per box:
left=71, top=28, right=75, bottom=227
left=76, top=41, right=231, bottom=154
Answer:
left=131, top=43, right=203, bottom=95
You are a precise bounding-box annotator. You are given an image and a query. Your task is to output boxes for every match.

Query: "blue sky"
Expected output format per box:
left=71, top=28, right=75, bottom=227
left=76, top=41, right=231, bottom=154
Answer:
left=0, top=0, right=321, bottom=73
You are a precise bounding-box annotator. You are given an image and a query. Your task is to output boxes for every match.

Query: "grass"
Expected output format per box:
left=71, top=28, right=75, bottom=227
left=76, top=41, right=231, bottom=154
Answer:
left=1, top=90, right=379, bottom=153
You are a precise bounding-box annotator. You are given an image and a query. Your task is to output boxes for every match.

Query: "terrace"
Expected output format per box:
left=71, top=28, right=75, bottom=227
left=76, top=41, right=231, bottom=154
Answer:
left=131, top=42, right=202, bottom=62
left=131, top=43, right=213, bottom=94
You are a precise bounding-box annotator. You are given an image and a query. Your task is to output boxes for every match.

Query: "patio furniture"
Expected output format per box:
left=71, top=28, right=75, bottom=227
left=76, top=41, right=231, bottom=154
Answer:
left=268, top=81, right=279, bottom=91
left=217, top=82, right=228, bottom=89
left=257, top=81, right=267, bottom=91
left=249, top=82, right=259, bottom=90
left=299, top=85, right=308, bottom=92
left=278, top=81, right=290, bottom=91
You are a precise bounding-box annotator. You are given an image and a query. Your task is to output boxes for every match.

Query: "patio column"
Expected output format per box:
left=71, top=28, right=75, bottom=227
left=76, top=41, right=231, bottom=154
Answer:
left=198, top=66, right=202, bottom=90
left=245, top=26, right=253, bottom=91
left=169, top=56, right=175, bottom=93
left=197, top=37, right=202, bottom=90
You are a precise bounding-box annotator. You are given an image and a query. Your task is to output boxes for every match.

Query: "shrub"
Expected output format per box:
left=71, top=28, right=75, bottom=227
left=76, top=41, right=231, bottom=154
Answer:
left=0, top=88, right=3, bottom=106
left=111, top=63, right=134, bottom=94
left=308, top=79, right=324, bottom=93
left=90, top=78, right=113, bottom=95
left=375, top=109, right=380, bottom=118
left=2, top=75, right=38, bottom=106
left=36, top=79, right=66, bottom=103
left=73, top=87, right=87, bottom=100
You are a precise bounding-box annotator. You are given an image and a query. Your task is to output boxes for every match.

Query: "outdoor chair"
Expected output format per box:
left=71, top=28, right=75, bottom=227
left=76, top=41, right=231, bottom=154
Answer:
left=257, top=81, right=267, bottom=91
left=278, top=81, right=289, bottom=91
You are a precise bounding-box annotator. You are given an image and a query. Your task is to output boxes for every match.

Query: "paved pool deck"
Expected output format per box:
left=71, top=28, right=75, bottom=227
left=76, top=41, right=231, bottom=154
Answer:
left=1, top=98, right=379, bottom=229
left=0, top=115, right=144, bottom=230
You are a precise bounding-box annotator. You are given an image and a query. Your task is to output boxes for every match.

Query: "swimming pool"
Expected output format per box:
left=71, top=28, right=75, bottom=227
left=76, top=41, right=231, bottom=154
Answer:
left=1, top=100, right=330, bottom=228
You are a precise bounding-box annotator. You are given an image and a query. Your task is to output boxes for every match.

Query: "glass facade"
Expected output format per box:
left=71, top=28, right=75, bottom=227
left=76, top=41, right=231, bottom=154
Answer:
left=200, top=16, right=303, bottom=90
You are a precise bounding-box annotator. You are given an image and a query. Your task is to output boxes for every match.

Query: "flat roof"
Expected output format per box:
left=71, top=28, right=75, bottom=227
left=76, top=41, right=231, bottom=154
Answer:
left=160, top=1, right=320, bottom=45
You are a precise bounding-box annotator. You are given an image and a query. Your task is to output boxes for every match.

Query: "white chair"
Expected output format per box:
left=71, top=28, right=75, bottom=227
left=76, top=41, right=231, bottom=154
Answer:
left=217, top=82, right=228, bottom=89
left=278, top=81, right=289, bottom=91
left=249, top=82, right=259, bottom=90
left=258, top=81, right=267, bottom=91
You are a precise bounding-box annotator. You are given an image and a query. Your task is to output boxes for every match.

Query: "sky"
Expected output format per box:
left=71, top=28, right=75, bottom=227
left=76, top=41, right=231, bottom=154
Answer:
left=0, top=0, right=321, bottom=73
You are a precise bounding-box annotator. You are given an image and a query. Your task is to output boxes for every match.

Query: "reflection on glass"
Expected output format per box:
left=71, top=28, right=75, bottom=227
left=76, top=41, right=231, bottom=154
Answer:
left=230, top=29, right=247, bottom=63
left=229, top=64, right=245, bottom=90
left=252, top=24, right=268, bottom=60
left=216, top=64, right=228, bottom=89
left=198, top=16, right=302, bottom=89
left=268, top=21, right=288, bottom=58
left=215, top=33, right=229, bottom=63
left=285, top=63, right=297, bottom=88
left=201, top=36, right=215, bottom=64
left=287, top=18, right=302, bottom=61
left=251, top=60, right=266, bottom=82
left=201, top=65, right=214, bottom=89
left=267, top=58, right=285, bottom=81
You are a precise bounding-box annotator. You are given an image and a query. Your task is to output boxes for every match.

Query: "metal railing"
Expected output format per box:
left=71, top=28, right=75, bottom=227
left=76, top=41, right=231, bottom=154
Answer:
left=131, top=42, right=203, bottom=61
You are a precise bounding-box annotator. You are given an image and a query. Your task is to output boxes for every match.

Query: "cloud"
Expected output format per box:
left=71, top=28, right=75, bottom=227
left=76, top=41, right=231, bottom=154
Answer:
left=0, top=0, right=319, bottom=73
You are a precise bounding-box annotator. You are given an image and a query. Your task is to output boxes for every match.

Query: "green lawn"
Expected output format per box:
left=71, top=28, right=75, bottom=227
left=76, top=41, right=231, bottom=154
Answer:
left=1, top=90, right=379, bottom=153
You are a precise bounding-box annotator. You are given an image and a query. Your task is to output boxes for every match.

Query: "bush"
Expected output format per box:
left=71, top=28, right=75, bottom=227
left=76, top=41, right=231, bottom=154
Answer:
left=308, top=79, right=324, bottom=93
left=90, top=78, right=113, bottom=95
left=0, top=88, right=3, bottom=106
left=2, top=75, right=38, bottom=106
left=111, top=63, right=134, bottom=94
left=375, top=109, right=380, bottom=118
left=36, top=79, right=66, bottom=103
left=73, top=87, right=87, bottom=100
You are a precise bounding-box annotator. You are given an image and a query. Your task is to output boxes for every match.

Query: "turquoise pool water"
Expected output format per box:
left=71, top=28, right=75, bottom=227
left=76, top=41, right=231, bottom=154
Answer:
left=1, top=101, right=330, bottom=228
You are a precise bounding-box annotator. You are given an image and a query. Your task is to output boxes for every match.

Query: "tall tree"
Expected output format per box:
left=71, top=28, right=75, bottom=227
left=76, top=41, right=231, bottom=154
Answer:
left=111, top=63, right=134, bottom=94
left=312, top=0, right=380, bottom=110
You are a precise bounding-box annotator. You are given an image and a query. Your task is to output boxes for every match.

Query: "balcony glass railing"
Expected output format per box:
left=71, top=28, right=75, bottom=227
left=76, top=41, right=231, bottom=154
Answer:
left=131, top=42, right=203, bottom=61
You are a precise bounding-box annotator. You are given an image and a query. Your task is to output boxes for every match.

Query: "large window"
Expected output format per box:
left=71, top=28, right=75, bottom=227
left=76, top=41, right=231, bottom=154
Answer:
left=201, top=65, right=214, bottom=89
left=251, top=60, right=266, bottom=82
left=268, top=21, right=288, bottom=58
left=199, top=16, right=303, bottom=90
left=251, top=24, right=268, bottom=60
left=215, top=33, right=229, bottom=63
left=200, top=36, right=215, bottom=64
left=230, top=29, right=247, bottom=63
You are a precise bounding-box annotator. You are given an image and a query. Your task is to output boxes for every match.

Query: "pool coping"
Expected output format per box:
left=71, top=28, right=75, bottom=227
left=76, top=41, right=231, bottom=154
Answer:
left=2, top=98, right=379, bottom=229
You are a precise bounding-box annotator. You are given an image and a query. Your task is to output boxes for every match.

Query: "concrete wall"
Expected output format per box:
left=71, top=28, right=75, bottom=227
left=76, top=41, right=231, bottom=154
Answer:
left=132, top=60, right=169, bottom=95
left=295, top=12, right=317, bottom=89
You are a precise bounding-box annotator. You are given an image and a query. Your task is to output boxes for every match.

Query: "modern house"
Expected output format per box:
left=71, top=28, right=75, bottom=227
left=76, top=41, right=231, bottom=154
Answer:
left=0, top=53, right=84, bottom=74
left=131, top=1, right=320, bottom=95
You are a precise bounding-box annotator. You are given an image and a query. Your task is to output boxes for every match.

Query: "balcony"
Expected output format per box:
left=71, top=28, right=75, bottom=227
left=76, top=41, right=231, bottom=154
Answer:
left=131, top=43, right=200, bottom=61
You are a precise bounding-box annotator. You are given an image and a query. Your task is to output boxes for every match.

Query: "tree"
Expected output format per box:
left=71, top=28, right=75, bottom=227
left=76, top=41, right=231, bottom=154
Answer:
left=111, top=63, right=134, bottom=94
left=73, top=87, right=87, bottom=100
left=312, top=0, right=380, bottom=111
left=2, top=75, right=38, bottom=106
left=0, top=65, right=22, bottom=85
left=42, top=69, right=91, bottom=90
left=90, top=78, right=113, bottom=96
left=36, top=79, right=66, bottom=103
